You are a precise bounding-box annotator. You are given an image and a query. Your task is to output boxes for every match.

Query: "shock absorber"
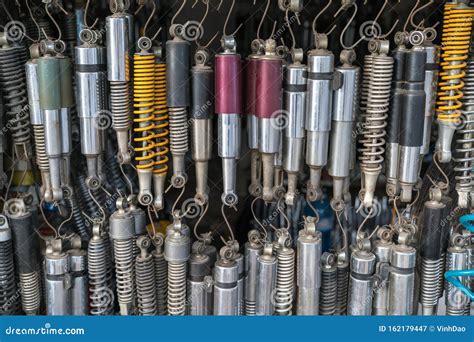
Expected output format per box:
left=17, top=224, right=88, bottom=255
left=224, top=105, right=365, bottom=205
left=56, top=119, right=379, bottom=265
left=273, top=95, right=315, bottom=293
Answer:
left=128, top=195, right=147, bottom=258
left=436, top=2, right=474, bottom=163
left=305, top=36, right=334, bottom=202
left=245, top=39, right=265, bottom=197
left=244, top=230, right=262, bottom=315
left=454, top=46, right=474, bottom=208
left=282, top=47, right=306, bottom=206
left=45, top=239, right=71, bottom=315
left=216, top=34, right=242, bottom=207
left=5, top=199, right=41, bottom=315
left=296, top=216, right=322, bottom=315
left=359, top=39, right=393, bottom=208
left=398, top=32, right=427, bottom=203
left=329, top=48, right=359, bottom=209
left=106, top=0, right=132, bottom=164
left=319, top=252, right=337, bottom=316
left=109, top=198, right=136, bottom=315
left=273, top=228, right=295, bottom=315
left=166, top=24, right=190, bottom=188
left=255, top=39, right=283, bottom=202
left=187, top=252, right=213, bottom=315
left=235, top=252, right=245, bottom=316
left=372, top=227, right=393, bottom=316
left=0, top=215, right=18, bottom=315
left=213, top=244, right=240, bottom=316
left=191, top=48, right=214, bottom=205
left=164, top=215, right=191, bottom=316
left=75, top=28, right=107, bottom=190
left=88, top=223, right=115, bottom=315
left=445, top=234, right=470, bottom=315
left=135, top=236, right=157, bottom=316
left=347, top=248, right=376, bottom=316
left=255, top=243, right=277, bottom=316
left=152, top=233, right=168, bottom=315
left=335, top=253, right=349, bottom=315
left=387, top=243, right=416, bottom=315
left=68, top=237, right=88, bottom=316
left=152, top=45, right=169, bottom=210
left=419, top=199, right=445, bottom=315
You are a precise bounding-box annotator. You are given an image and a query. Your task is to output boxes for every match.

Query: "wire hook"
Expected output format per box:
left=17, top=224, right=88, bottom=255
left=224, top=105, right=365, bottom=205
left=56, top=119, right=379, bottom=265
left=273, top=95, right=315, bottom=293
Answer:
left=222, top=0, right=242, bottom=37
left=257, top=0, right=271, bottom=40
left=171, top=0, right=187, bottom=26
left=195, top=0, right=219, bottom=48
left=84, top=0, right=99, bottom=29
left=313, top=0, right=335, bottom=37
left=372, top=0, right=400, bottom=39
left=335, top=2, right=365, bottom=50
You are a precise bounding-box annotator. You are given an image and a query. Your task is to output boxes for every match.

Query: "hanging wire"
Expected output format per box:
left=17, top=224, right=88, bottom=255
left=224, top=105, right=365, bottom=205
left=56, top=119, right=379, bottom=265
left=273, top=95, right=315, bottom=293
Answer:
left=403, top=0, right=421, bottom=32
left=222, top=0, right=242, bottom=37
left=371, top=0, right=400, bottom=39
left=312, top=0, right=334, bottom=37
left=257, top=0, right=271, bottom=40
left=336, top=2, right=366, bottom=50
left=171, top=185, right=186, bottom=215
left=251, top=196, right=268, bottom=241
left=43, top=1, right=63, bottom=41
left=171, top=0, right=187, bottom=26
left=193, top=202, right=209, bottom=241
left=220, top=203, right=236, bottom=244
left=25, top=0, right=40, bottom=42
left=410, top=0, right=438, bottom=30
left=195, top=0, right=219, bottom=48
left=84, top=0, right=99, bottom=29
left=119, top=163, right=134, bottom=195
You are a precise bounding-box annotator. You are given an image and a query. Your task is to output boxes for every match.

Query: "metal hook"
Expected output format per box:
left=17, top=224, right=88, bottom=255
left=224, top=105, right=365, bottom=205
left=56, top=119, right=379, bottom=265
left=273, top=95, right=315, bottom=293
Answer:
left=372, top=0, right=400, bottom=39
left=222, top=0, right=242, bottom=37
left=43, top=1, right=62, bottom=41
left=411, top=0, right=438, bottom=30
left=84, top=0, right=99, bottom=29
left=220, top=203, right=236, bottom=245
left=171, top=0, right=187, bottom=26
left=285, top=8, right=297, bottom=50
left=195, top=0, right=219, bottom=48
left=25, top=0, right=41, bottom=42
left=143, top=0, right=162, bottom=41
left=403, top=0, right=421, bottom=33
left=313, top=0, right=334, bottom=36
left=257, top=0, right=271, bottom=40
left=336, top=2, right=365, bottom=50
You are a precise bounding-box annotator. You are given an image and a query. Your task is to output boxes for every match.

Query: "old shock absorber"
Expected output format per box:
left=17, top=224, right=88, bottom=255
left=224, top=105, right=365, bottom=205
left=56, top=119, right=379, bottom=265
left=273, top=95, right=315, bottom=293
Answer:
left=45, top=239, right=71, bottom=316
left=347, top=248, right=376, bottom=316
left=75, top=29, right=107, bottom=190
left=319, top=252, right=337, bottom=316
left=244, top=229, right=262, bottom=315
left=296, top=216, right=322, bottom=315
left=135, top=236, right=157, bottom=316
left=0, top=215, right=18, bottom=314
left=106, top=0, right=132, bottom=165
left=273, top=228, right=295, bottom=316
left=255, top=243, right=277, bottom=316
left=5, top=199, right=41, bottom=315
left=152, top=233, right=168, bottom=315
left=68, top=237, right=88, bottom=316
left=187, top=251, right=212, bottom=316
left=435, top=2, right=474, bottom=163
left=372, top=227, right=393, bottom=316
left=213, top=243, right=240, bottom=316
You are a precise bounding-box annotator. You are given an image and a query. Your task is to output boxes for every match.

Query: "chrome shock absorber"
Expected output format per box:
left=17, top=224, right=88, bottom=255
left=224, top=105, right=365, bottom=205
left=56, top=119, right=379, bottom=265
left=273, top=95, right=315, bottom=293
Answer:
left=191, top=48, right=214, bottom=205
left=256, top=243, right=277, bottom=316
left=454, top=51, right=474, bottom=208
left=109, top=198, right=136, bottom=315
left=4, top=199, right=41, bottom=315
left=135, top=236, right=157, bottom=316
left=128, top=195, right=147, bottom=258
left=244, top=230, right=262, bottom=315
left=347, top=248, right=376, bottom=316
left=372, top=227, right=393, bottom=316
left=419, top=199, right=445, bottom=315
left=68, top=237, right=88, bottom=316
left=445, top=234, right=470, bottom=316
left=187, top=252, right=213, bottom=316
left=359, top=39, right=393, bottom=208
left=213, top=244, right=240, bottom=316
left=75, top=29, right=107, bottom=190
left=166, top=24, right=190, bottom=188
left=152, top=233, right=168, bottom=315
left=0, top=215, right=18, bottom=314
left=88, top=223, right=114, bottom=315
left=164, top=215, right=191, bottom=316
left=319, top=252, right=337, bottom=316
left=106, top=0, right=132, bottom=165
left=296, top=216, right=322, bottom=315
left=274, top=228, right=295, bottom=315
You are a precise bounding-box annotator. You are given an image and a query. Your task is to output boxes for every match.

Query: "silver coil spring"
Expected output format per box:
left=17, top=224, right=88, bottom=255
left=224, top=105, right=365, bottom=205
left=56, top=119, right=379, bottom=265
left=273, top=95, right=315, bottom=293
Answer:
left=153, top=250, right=168, bottom=315
left=445, top=252, right=470, bottom=316
left=167, top=262, right=187, bottom=316
left=358, top=54, right=393, bottom=173
left=420, top=258, right=442, bottom=307
left=112, top=238, right=135, bottom=311
left=19, top=272, right=41, bottom=315
left=168, top=107, right=188, bottom=155
left=0, top=240, right=18, bottom=315
left=320, top=265, right=337, bottom=315
left=32, top=125, right=48, bottom=171
left=136, top=252, right=158, bottom=316
left=358, top=54, right=374, bottom=129
left=68, top=190, right=90, bottom=241
left=274, top=247, right=295, bottom=316
left=88, top=233, right=115, bottom=315
left=245, top=299, right=256, bottom=316
left=110, top=81, right=131, bottom=130
left=0, top=47, right=32, bottom=157
left=335, top=263, right=349, bottom=315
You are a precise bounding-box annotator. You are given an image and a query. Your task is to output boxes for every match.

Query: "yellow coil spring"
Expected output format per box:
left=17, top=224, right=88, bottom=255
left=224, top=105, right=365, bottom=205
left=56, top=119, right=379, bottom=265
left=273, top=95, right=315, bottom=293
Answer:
left=153, top=61, right=170, bottom=175
left=133, top=54, right=157, bottom=170
left=436, top=3, right=474, bottom=123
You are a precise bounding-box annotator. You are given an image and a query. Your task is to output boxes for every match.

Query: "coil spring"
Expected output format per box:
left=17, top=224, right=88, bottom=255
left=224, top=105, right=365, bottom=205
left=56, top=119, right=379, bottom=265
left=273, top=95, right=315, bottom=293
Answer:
left=245, top=299, right=256, bottom=316
left=19, top=272, right=41, bottom=315
left=358, top=54, right=392, bottom=173
left=335, top=262, right=349, bottom=315
left=274, top=247, right=295, bottom=316
left=110, top=81, right=131, bottom=130
left=436, top=4, right=474, bottom=124
left=444, top=250, right=470, bottom=316
left=320, top=262, right=337, bottom=315
left=438, top=252, right=446, bottom=299
left=453, top=55, right=474, bottom=200
left=133, top=54, right=157, bottom=171
left=358, top=54, right=374, bottom=129
left=0, top=47, right=31, bottom=157
left=103, top=138, right=128, bottom=195
left=154, top=61, right=170, bottom=174
left=88, top=232, right=115, bottom=315
left=0, top=240, right=18, bottom=315
left=167, top=262, right=187, bottom=316
left=61, top=13, right=76, bottom=58
left=420, top=258, right=442, bottom=307
left=153, top=250, right=168, bottom=315
left=168, top=107, right=188, bottom=155
left=135, top=250, right=157, bottom=316
left=32, top=125, right=48, bottom=171
left=112, top=238, right=135, bottom=312
left=76, top=174, right=102, bottom=221
left=68, top=190, right=90, bottom=241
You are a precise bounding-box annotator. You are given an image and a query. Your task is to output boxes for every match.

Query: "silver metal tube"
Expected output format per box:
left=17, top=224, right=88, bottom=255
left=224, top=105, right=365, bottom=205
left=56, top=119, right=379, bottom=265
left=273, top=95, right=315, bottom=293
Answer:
left=255, top=245, right=277, bottom=316
left=45, top=252, right=71, bottom=316
left=213, top=259, right=239, bottom=316
left=347, top=250, right=376, bottom=316
left=387, top=245, right=416, bottom=315
left=69, top=249, right=88, bottom=315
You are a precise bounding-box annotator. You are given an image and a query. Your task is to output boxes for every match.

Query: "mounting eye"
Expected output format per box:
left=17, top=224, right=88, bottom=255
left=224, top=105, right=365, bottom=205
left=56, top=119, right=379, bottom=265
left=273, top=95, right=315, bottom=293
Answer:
left=137, top=37, right=152, bottom=51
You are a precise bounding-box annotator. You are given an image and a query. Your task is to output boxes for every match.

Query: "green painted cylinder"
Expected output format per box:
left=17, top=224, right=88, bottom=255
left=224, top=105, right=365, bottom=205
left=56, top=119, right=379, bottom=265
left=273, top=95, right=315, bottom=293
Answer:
left=58, top=56, right=74, bottom=108
left=37, top=56, right=61, bottom=110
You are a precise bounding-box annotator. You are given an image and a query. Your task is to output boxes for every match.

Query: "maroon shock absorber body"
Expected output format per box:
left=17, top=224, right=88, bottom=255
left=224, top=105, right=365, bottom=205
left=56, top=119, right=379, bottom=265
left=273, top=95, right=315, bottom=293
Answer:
left=255, top=39, right=283, bottom=202
left=215, top=36, right=243, bottom=207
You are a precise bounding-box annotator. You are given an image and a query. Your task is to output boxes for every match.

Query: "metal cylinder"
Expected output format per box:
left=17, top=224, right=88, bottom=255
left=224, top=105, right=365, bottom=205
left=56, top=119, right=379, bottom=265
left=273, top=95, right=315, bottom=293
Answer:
left=255, top=247, right=277, bottom=316
left=187, top=253, right=212, bottom=316
left=445, top=246, right=470, bottom=315
left=215, top=53, right=242, bottom=114
left=213, top=259, right=239, bottom=316
left=45, top=252, right=71, bottom=315
left=106, top=16, right=129, bottom=82
left=347, top=250, right=376, bottom=315
left=387, top=244, right=416, bottom=315
left=372, top=238, right=392, bottom=315
left=244, top=238, right=262, bottom=315
left=166, top=38, right=190, bottom=107
left=68, top=249, right=88, bottom=315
